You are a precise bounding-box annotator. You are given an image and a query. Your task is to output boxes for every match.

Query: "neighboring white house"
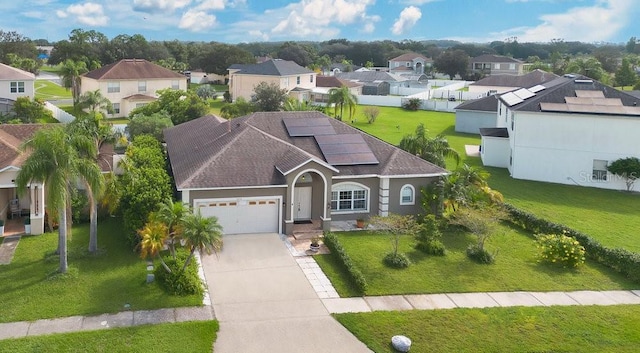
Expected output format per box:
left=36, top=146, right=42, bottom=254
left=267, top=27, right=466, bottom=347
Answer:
left=228, top=59, right=316, bottom=102
left=470, top=54, right=525, bottom=76
left=0, top=63, right=36, bottom=113
left=480, top=75, right=640, bottom=191
left=80, top=59, right=187, bottom=118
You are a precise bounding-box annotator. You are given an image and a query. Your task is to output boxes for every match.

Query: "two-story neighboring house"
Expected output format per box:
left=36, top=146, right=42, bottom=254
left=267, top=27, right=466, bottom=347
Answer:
left=0, top=63, right=36, bottom=114
left=388, top=53, right=432, bottom=75
left=479, top=75, right=640, bottom=191
left=470, top=54, right=524, bottom=76
left=80, top=59, right=187, bottom=118
left=228, top=59, right=316, bottom=102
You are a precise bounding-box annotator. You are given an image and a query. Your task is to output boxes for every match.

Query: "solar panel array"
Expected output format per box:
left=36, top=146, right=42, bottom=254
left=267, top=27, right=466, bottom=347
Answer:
left=315, top=134, right=379, bottom=166
left=501, top=92, right=523, bottom=106
left=514, top=88, right=536, bottom=100
left=283, top=117, right=336, bottom=136
left=529, top=85, right=546, bottom=93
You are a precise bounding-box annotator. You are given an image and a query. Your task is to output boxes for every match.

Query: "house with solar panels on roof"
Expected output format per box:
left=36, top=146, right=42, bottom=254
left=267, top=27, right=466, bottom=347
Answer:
left=163, top=111, right=447, bottom=235
left=479, top=74, right=640, bottom=191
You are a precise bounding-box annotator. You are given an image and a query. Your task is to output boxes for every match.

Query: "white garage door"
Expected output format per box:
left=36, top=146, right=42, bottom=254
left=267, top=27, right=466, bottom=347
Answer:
left=195, top=197, right=280, bottom=234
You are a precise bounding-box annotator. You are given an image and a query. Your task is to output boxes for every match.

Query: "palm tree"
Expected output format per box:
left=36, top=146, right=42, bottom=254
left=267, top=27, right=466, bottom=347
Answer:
left=399, top=123, right=460, bottom=168
left=180, top=211, right=223, bottom=271
left=327, top=86, right=357, bottom=121
left=152, top=198, right=187, bottom=258
left=16, top=126, right=102, bottom=273
left=138, top=219, right=171, bottom=273
left=59, top=59, right=89, bottom=105
left=76, top=89, right=113, bottom=115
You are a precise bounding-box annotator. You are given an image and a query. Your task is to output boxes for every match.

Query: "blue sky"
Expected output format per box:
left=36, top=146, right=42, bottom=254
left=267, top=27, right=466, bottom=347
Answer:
left=5, top=0, right=638, bottom=44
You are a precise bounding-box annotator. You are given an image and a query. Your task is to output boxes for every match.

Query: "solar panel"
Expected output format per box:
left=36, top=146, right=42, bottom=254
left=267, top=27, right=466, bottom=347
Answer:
left=501, top=92, right=523, bottom=107
left=513, top=88, right=536, bottom=100
left=315, top=134, right=379, bottom=166
left=283, top=117, right=336, bottom=137
left=575, top=90, right=605, bottom=98
left=529, top=85, right=546, bottom=93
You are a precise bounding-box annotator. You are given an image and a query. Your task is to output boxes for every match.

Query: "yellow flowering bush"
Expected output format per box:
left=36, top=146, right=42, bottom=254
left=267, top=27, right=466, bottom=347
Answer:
left=536, top=233, right=586, bottom=268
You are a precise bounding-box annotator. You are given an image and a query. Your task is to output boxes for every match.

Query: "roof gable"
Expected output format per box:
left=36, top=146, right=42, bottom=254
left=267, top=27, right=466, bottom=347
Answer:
left=83, top=59, right=186, bottom=80
left=234, top=59, right=314, bottom=76
left=389, top=53, right=431, bottom=62
left=0, top=63, right=35, bottom=81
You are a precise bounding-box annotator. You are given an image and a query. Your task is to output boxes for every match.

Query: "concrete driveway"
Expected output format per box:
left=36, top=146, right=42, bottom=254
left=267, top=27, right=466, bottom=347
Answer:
left=201, top=233, right=371, bottom=353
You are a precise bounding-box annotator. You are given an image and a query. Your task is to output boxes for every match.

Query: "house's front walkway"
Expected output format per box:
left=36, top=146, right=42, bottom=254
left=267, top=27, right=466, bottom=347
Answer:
left=0, top=236, right=20, bottom=265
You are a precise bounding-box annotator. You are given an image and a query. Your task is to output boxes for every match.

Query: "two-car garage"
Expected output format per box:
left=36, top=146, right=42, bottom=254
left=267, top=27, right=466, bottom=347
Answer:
left=195, top=197, right=282, bottom=235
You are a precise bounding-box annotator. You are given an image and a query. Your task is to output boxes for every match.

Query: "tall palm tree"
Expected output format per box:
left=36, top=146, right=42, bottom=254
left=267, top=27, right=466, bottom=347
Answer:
left=59, top=59, right=88, bottom=105
left=16, top=126, right=102, bottom=273
left=327, top=86, right=357, bottom=121
left=180, top=211, right=223, bottom=271
left=399, top=123, right=460, bottom=168
left=76, top=89, right=113, bottom=115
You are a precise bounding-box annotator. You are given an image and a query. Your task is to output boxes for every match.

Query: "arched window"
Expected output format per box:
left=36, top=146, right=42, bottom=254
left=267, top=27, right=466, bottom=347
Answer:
left=331, top=182, right=369, bottom=213
left=400, top=184, right=415, bottom=205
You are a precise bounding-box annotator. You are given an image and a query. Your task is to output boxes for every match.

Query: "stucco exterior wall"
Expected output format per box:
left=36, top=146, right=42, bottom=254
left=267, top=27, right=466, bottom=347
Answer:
left=387, top=177, right=439, bottom=216
left=455, top=110, right=498, bottom=134
left=0, top=79, right=35, bottom=101
left=480, top=136, right=511, bottom=168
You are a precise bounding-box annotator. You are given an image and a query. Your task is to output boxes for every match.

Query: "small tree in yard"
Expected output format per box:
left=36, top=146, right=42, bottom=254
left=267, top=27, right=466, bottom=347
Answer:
left=369, top=214, right=419, bottom=268
left=362, top=106, right=380, bottom=124
left=251, top=81, right=288, bottom=111
left=415, top=214, right=445, bottom=255
left=607, top=157, right=640, bottom=191
left=449, top=206, right=506, bottom=264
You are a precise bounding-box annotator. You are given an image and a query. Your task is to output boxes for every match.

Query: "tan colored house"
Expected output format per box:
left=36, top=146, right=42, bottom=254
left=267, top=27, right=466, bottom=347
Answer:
left=311, top=76, right=362, bottom=104
left=80, top=59, right=187, bottom=118
left=228, top=59, right=316, bottom=102
left=0, top=63, right=36, bottom=114
left=470, top=54, right=525, bottom=76
left=388, top=52, right=432, bottom=75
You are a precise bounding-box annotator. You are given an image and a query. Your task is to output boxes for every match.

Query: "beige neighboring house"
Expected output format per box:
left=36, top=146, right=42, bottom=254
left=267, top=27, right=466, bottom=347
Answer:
left=311, top=75, right=362, bottom=104
left=470, top=54, right=525, bottom=76
left=0, top=63, right=36, bottom=114
left=80, top=59, right=187, bottom=118
left=388, top=52, right=433, bottom=75
left=228, top=59, right=316, bottom=102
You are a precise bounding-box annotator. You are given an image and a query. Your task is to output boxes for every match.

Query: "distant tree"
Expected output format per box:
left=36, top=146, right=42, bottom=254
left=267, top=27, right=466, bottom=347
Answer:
left=220, top=97, right=255, bottom=119
left=130, top=89, right=208, bottom=125
left=626, top=37, right=639, bottom=54
left=11, top=97, right=53, bottom=123
left=434, top=49, right=469, bottom=79
left=59, top=59, right=88, bottom=105
left=194, top=43, right=255, bottom=76
left=399, top=123, right=459, bottom=168
left=615, top=58, right=638, bottom=88
left=5, top=53, right=42, bottom=74
left=277, top=42, right=316, bottom=67
left=593, top=45, right=622, bottom=73
left=327, top=86, right=357, bottom=121
left=126, top=112, right=174, bottom=141
left=195, top=85, right=218, bottom=100
left=565, top=56, right=605, bottom=80
left=0, top=30, right=38, bottom=63
left=251, top=81, right=288, bottom=111
left=607, top=157, right=640, bottom=191
left=76, top=89, right=113, bottom=115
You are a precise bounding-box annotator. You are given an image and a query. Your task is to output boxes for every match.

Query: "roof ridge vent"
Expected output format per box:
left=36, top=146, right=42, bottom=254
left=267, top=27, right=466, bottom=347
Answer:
left=564, top=74, right=576, bottom=78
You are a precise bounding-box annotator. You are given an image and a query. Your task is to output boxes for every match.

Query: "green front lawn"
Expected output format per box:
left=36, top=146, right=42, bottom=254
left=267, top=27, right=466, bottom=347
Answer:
left=34, top=80, right=72, bottom=100
left=316, top=228, right=636, bottom=297
left=0, top=217, right=201, bottom=323
left=336, top=305, right=640, bottom=353
left=0, top=321, right=218, bottom=353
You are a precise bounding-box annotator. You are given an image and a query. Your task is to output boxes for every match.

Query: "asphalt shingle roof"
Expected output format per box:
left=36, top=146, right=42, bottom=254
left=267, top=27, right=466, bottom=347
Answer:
left=455, top=94, right=500, bottom=112
left=233, top=59, right=313, bottom=76
left=470, top=70, right=558, bottom=88
left=336, top=71, right=406, bottom=82
left=389, top=53, right=432, bottom=62
left=0, top=63, right=35, bottom=81
left=164, top=112, right=447, bottom=189
left=471, top=54, right=523, bottom=64
left=83, top=59, right=185, bottom=80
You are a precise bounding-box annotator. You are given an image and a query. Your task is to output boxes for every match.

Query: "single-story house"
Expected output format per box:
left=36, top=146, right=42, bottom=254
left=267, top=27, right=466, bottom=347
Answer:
left=454, top=95, right=501, bottom=134
left=164, top=111, right=448, bottom=235
left=311, top=76, right=363, bottom=103
left=480, top=74, right=640, bottom=191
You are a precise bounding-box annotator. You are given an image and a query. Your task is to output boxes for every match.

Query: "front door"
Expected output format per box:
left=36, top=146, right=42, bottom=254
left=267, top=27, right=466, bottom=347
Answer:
left=294, top=186, right=312, bottom=220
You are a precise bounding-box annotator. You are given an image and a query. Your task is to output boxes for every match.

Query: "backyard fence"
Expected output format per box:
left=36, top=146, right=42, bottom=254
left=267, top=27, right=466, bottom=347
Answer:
left=44, top=102, right=75, bottom=123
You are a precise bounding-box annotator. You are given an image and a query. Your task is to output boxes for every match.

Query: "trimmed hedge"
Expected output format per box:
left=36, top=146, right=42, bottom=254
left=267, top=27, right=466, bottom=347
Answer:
left=322, top=232, right=367, bottom=295
left=503, top=203, right=640, bottom=283
left=154, top=252, right=204, bottom=296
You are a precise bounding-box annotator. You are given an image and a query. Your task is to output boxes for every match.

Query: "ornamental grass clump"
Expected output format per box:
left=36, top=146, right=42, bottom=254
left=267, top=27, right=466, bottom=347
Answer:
left=536, top=233, right=586, bottom=268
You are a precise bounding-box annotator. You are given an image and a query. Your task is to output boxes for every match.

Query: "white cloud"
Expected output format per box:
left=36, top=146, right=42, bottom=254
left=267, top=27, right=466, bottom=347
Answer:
left=248, top=30, right=269, bottom=41
left=57, top=2, right=109, bottom=26
left=391, top=6, right=421, bottom=35
left=179, top=9, right=217, bottom=31
left=194, top=0, right=226, bottom=11
left=401, top=0, right=439, bottom=4
left=22, top=10, right=46, bottom=19
left=271, top=0, right=375, bottom=38
left=133, top=0, right=191, bottom=14
left=503, top=0, right=634, bottom=42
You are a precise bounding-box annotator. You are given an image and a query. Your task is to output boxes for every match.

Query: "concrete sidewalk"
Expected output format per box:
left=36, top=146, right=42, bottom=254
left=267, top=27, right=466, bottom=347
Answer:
left=0, top=306, right=213, bottom=341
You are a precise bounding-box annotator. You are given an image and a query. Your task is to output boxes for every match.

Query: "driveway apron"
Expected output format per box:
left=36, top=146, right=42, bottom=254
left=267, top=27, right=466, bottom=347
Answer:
left=201, top=233, right=371, bottom=353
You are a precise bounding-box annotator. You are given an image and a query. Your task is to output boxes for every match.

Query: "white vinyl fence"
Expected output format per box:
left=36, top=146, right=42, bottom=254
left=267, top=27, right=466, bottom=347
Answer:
left=44, top=102, right=76, bottom=123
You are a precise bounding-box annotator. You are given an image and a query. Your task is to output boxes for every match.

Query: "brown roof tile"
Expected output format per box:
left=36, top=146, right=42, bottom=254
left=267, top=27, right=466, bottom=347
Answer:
left=83, top=59, right=186, bottom=80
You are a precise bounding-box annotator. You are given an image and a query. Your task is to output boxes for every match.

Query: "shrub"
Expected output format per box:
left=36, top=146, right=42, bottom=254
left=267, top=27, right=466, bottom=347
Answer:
left=415, top=214, right=445, bottom=256
left=362, top=106, right=380, bottom=124
left=466, top=244, right=495, bottom=264
left=536, top=233, right=586, bottom=268
left=322, top=232, right=367, bottom=294
left=154, top=252, right=204, bottom=296
left=416, top=239, right=446, bottom=256
left=402, top=98, right=422, bottom=111
left=383, top=252, right=411, bottom=268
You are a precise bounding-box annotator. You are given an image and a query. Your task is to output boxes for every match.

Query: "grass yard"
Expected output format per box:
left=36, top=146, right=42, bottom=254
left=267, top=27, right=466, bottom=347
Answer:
left=350, top=106, right=640, bottom=252
left=0, top=321, right=218, bottom=353
left=0, top=217, right=201, bottom=323
left=335, top=305, right=640, bottom=353
left=315, top=227, right=637, bottom=297
left=34, top=79, right=72, bottom=100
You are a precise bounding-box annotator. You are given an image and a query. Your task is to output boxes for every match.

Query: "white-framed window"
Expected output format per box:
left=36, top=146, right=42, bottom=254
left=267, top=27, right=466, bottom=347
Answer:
left=331, top=182, right=369, bottom=212
left=310, top=75, right=313, bottom=83
left=107, top=82, right=120, bottom=93
left=494, top=63, right=500, bottom=69
left=10, top=81, right=25, bottom=93
left=135, top=102, right=147, bottom=108
left=171, top=80, right=180, bottom=89
left=509, top=63, right=516, bottom=70
left=112, top=103, right=120, bottom=114
left=592, top=159, right=608, bottom=181
left=296, top=76, right=300, bottom=84
left=138, top=81, right=147, bottom=92
left=400, top=184, right=415, bottom=205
